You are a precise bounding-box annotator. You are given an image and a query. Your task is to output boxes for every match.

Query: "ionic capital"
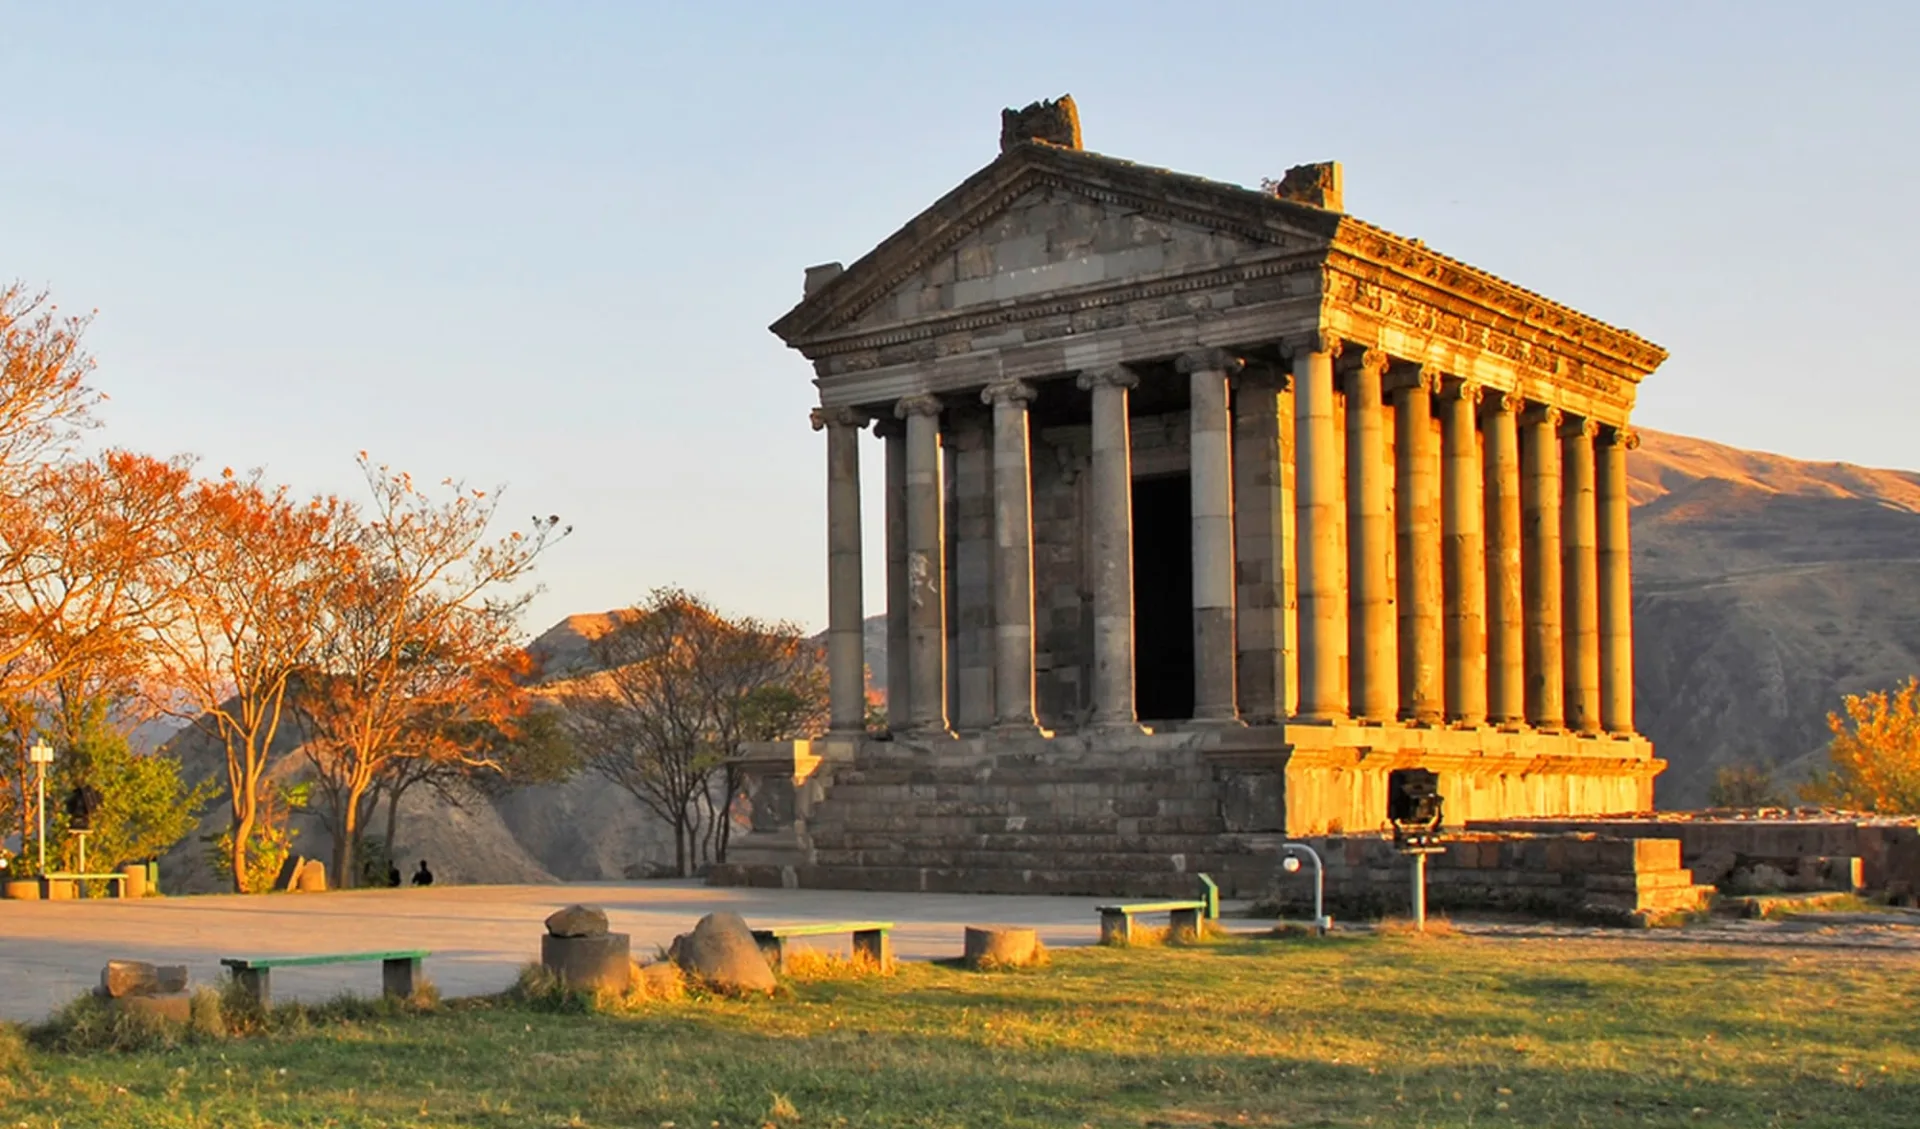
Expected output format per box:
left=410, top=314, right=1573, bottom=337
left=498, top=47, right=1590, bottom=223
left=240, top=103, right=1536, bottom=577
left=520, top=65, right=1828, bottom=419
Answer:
left=1075, top=365, right=1139, bottom=392
left=809, top=406, right=868, bottom=432
left=1600, top=426, right=1641, bottom=450
left=1441, top=379, right=1484, bottom=406
left=1358, top=348, right=1392, bottom=378
left=1278, top=328, right=1343, bottom=359
left=1520, top=404, right=1563, bottom=429
left=871, top=416, right=905, bottom=440
left=980, top=379, right=1038, bottom=408
left=1386, top=364, right=1442, bottom=397
left=1558, top=415, right=1600, bottom=440
left=1174, top=348, right=1245, bottom=377
left=1231, top=360, right=1292, bottom=393
left=894, top=394, right=943, bottom=420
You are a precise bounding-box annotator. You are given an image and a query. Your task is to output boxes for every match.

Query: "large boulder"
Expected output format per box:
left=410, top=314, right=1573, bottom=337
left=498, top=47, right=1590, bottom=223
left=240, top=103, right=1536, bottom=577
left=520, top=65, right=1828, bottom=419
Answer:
left=668, top=912, right=776, bottom=995
left=545, top=904, right=609, bottom=937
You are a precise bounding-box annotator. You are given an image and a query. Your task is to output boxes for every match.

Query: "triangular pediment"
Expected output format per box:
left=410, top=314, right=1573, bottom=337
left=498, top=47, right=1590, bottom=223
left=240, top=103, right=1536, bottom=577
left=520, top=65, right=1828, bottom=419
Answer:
left=771, top=144, right=1340, bottom=348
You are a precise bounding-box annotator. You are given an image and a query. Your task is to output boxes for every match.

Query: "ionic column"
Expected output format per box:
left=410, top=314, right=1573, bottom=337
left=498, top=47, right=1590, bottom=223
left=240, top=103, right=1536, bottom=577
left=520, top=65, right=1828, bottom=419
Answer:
left=1293, top=332, right=1347, bottom=721
left=1392, top=366, right=1443, bottom=723
left=982, top=379, right=1040, bottom=733
left=813, top=407, right=868, bottom=733
left=1483, top=393, right=1525, bottom=725
left=876, top=419, right=911, bottom=727
left=1233, top=363, right=1290, bottom=723
left=896, top=394, right=950, bottom=735
left=1180, top=348, right=1243, bottom=724
left=1440, top=382, right=1487, bottom=727
left=1521, top=404, right=1565, bottom=731
left=1598, top=426, right=1638, bottom=735
left=1347, top=348, right=1395, bottom=722
left=1562, top=417, right=1601, bottom=734
left=1076, top=366, right=1141, bottom=731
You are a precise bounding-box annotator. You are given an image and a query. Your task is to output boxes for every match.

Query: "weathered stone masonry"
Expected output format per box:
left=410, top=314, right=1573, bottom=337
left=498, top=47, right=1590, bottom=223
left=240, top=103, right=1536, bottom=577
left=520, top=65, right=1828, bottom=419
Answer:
left=723, top=99, right=1670, bottom=897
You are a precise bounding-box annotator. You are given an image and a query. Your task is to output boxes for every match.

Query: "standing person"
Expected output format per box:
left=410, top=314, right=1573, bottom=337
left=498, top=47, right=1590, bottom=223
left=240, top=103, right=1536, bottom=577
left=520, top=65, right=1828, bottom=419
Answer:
left=411, top=859, right=434, bottom=887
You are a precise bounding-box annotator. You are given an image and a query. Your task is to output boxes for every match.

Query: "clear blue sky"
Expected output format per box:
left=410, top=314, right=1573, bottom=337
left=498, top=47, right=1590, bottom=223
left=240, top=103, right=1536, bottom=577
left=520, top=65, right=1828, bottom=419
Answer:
left=4, top=2, right=1914, bottom=635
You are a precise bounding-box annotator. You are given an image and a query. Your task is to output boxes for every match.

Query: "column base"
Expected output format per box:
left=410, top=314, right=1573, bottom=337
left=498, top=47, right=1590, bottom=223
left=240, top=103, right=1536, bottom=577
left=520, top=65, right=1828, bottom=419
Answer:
left=1086, top=719, right=1149, bottom=738
left=991, top=721, right=1051, bottom=739
left=1187, top=713, right=1246, bottom=729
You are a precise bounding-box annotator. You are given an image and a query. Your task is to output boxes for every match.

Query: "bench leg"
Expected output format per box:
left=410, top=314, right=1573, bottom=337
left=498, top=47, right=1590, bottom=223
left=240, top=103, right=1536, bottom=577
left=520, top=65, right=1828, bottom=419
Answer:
left=852, top=929, right=891, bottom=969
left=383, top=957, right=421, bottom=999
left=1169, top=907, right=1201, bottom=941
left=236, top=967, right=270, bottom=1010
left=1100, top=910, right=1132, bottom=946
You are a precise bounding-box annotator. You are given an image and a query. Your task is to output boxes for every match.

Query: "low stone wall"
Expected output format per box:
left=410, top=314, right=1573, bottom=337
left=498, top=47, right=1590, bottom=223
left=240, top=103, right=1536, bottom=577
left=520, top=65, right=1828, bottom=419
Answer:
left=1467, top=812, right=1920, bottom=893
left=1269, top=832, right=1712, bottom=924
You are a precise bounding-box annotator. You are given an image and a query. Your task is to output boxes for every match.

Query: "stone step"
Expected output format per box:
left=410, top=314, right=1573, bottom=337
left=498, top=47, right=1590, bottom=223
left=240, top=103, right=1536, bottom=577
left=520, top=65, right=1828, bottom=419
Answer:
left=810, top=845, right=1261, bottom=874
left=814, top=813, right=1224, bottom=837
left=818, top=831, right=1240, bottom=856
left=795, top=864, right=1234, bottom=898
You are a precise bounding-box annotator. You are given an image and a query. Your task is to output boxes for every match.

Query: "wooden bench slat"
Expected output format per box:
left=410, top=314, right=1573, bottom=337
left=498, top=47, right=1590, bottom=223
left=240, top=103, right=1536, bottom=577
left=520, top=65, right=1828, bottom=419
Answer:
left=221, top=950, right=430, bottom=970
left=1094, top=901, right=1205, bottom=914
left=751, top=921, right=893, bottom=939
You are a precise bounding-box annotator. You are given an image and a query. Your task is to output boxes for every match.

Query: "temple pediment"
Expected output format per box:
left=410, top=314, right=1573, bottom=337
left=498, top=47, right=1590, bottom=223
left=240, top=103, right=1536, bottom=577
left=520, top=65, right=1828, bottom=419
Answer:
left=771, top=143, right=1340, bottom=351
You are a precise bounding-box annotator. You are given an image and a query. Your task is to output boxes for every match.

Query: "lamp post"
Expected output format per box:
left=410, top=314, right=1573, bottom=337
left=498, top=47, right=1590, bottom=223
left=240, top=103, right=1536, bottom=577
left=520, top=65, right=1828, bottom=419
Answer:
left=1279, top=842, right=1332, bottom=935
left=28, top=739, right=52, bottom=875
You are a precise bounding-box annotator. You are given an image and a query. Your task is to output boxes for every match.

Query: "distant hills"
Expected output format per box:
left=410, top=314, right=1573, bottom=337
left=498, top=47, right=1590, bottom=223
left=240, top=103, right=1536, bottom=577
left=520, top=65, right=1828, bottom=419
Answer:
left=1629, top=429, right=1920, bottom=804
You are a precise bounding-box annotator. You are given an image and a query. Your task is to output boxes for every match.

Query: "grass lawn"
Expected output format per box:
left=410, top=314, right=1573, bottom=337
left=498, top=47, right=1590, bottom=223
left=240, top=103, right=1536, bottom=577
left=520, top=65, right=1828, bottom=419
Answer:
left=3, top=931, right=1916, bottom=1128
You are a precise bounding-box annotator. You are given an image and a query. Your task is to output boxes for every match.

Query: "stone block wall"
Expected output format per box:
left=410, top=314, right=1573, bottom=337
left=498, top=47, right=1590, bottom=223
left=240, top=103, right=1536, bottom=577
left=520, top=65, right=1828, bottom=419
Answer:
left=1269, top=831, right=1712, bottom=923
left=1469, top=814, right=1920, bottom=893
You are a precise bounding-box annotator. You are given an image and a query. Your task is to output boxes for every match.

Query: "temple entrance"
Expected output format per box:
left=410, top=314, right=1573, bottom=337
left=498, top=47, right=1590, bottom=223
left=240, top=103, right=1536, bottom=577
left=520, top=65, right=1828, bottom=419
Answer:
left=1131, top=473, right=1194, bottom=721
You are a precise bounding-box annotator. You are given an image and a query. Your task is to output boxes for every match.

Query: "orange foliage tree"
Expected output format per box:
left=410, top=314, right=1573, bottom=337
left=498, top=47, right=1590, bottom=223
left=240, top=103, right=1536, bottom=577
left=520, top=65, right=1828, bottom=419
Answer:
left=1803, top=676, right=1920, bottom=815
left=295, top=457, right=566, bottom=887
left=153, top=470, right=354, bottom=892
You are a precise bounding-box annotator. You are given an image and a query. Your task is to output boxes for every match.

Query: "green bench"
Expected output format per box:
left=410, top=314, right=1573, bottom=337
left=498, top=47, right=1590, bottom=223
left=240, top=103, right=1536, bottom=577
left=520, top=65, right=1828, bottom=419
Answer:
left=220, top=950, right=428, bottom=1008
left=749, top=921, right=893, bottom=971
left=1097, top=874, right=1219, bottom=944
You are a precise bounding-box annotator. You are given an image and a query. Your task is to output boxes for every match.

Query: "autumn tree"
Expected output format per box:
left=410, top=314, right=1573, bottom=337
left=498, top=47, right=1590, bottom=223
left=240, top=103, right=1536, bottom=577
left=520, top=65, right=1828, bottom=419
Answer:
left=559, top=588, right=826, bottom=876
left=153, top=470, right=353, bottom=892
left=1802, top=676, right=1920, bottom=814
left=295, top=457, right=566, bottom=887
left=0, top=284, right=100, bottom=485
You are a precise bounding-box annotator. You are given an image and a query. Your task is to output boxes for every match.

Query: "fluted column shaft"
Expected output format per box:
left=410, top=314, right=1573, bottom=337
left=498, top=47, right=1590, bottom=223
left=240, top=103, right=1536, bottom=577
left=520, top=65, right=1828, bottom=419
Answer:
left=1562, top=418, right=1601, bottom=733
left=879, top=420, right=909, bottom=727
left=1393, top=369, right=1443, bottom=722
left=1181, top=349, right=1242, bottom=723
left=897, top=394, right=950, bottom=735
left=1233, top=364, right=1290, bottom=723
left=1598, top=427, right=1637, bottom=735
left=1347, top=349, right=1395, bottom=722
left=1078, top=366, right=1140, bottom=730
left=1441, top=383, right=1487, bottom=726
left=815, top=408, right=868, bottom=733
left=983, top=380, right=1040, bottom=732
left=1522, top=405, right=1565, bottom=730
left=1483, top=394, right=1525, bottom=725
left=1293, top=334, right=1347, bottom=721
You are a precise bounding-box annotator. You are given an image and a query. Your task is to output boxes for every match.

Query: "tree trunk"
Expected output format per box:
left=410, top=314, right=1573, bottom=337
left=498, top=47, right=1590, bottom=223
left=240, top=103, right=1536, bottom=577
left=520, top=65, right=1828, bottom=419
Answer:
left=383, top=781, right=408, bottom=873
left=230, top=806, right=254, bottom=893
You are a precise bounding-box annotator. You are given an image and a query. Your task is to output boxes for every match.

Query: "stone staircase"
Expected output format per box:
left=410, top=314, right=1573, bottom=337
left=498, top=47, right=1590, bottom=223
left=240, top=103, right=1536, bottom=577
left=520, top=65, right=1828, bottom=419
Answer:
left=714, top=741, right=1278, bottom=898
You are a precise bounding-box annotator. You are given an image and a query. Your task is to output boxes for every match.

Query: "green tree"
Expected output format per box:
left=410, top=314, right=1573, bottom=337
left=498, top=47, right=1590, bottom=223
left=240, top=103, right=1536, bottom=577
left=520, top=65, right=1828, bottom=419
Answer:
left=1708, top=762, right=1787, bottom=808
left=30, top=698, right=212, bottom=876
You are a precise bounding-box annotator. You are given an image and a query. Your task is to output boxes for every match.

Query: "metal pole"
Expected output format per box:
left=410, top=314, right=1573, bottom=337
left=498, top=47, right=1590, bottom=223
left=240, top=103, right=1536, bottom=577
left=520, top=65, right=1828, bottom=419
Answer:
left=1412, top=852, right=1428, bottom=932
left=35, top=761, right=45, bottom=875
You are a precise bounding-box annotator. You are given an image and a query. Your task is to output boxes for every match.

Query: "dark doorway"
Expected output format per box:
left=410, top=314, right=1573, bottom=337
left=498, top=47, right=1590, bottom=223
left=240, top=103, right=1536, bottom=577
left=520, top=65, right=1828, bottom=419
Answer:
left=1132, top=474, right=1193, bottom=721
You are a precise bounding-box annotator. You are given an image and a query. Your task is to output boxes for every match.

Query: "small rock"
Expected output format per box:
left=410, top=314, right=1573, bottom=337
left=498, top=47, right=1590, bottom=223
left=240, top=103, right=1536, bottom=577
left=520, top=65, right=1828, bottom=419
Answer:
left=100, top=960, right=189, bottom=999
left=669, top=912, right=776, bottom=995
left=545, top=904, right=610, bottom=938
left=1691, top=847, right=1738, bottom=887
left=295, top=859, right=327, bottom=892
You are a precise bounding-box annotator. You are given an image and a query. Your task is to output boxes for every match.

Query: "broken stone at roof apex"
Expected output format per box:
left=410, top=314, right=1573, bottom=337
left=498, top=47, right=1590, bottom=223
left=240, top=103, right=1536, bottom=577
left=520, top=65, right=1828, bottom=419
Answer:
left=1270, top=161, right=1344, bottom=213
left=1000, top=94, right=1082, bottom=153
left=804, top=262, right=845, bottom=298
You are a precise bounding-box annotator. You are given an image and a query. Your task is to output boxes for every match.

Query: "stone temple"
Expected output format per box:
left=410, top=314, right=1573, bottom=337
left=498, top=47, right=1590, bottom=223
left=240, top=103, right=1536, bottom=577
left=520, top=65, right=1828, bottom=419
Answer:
left=718, top=97, right=1670, bottom=897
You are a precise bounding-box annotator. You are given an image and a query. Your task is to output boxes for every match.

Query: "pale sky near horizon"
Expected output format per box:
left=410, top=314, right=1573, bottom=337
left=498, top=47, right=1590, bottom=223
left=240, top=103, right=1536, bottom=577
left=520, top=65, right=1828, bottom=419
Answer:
left=3, top=2, right=1915, bottom=637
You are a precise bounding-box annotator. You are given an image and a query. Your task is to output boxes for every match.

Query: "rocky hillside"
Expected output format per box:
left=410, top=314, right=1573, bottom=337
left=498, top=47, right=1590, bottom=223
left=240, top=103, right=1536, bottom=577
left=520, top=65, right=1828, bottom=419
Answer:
left=1629, top=430, right=1920, bottom=805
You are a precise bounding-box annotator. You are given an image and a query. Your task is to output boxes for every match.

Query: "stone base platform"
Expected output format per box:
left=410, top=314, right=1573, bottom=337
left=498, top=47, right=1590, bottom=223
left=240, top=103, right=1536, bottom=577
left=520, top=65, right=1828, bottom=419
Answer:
left=712, top=723, right=1661, bottom=900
